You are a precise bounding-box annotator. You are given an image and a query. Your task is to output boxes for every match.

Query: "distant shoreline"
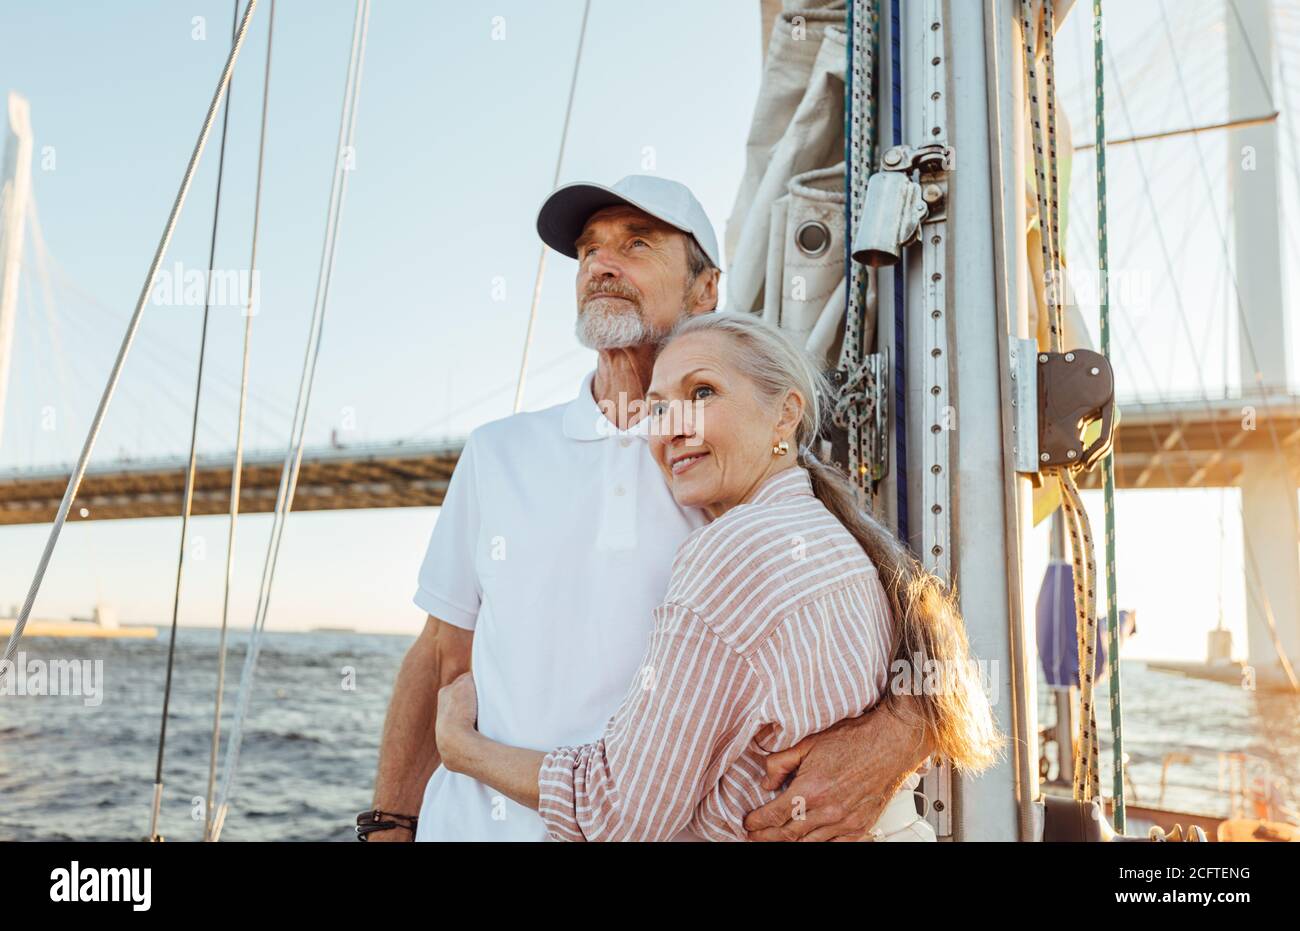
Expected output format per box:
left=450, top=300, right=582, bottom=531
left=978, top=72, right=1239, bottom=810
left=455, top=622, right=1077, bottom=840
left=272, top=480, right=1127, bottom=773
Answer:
left=1, top=620, right=417, bottom=637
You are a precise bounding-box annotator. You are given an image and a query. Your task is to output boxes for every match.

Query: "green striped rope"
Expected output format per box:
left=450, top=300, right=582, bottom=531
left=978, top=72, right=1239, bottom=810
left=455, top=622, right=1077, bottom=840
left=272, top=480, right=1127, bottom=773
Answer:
left=1093, top=0, right=1125, bottom=834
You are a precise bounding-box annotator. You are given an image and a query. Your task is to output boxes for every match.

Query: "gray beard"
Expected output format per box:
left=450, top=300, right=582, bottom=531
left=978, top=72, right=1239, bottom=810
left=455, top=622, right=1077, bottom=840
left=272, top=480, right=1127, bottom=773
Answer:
left=575, top=299, right=673, bottom=350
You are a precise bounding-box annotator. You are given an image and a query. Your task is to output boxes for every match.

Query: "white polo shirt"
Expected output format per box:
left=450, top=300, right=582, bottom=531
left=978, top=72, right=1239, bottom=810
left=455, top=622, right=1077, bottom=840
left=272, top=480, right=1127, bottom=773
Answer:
left=413, top=370, right=708, bottom=841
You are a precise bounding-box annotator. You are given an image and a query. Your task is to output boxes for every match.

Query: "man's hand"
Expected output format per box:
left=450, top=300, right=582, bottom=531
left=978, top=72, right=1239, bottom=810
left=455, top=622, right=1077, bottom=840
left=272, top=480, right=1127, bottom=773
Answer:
left=743, top=699, right=933, bottom=842
left=364, top=827, right=411, bottom=842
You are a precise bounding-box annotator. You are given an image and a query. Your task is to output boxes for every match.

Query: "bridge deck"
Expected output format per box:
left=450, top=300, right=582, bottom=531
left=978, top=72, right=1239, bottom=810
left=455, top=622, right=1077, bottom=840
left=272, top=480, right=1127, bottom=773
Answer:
left=0, top=441, right=463, bottom=525
left=1, top=395, right=1298, bottom=526
left=1072, top=393, right=1300, bottom=490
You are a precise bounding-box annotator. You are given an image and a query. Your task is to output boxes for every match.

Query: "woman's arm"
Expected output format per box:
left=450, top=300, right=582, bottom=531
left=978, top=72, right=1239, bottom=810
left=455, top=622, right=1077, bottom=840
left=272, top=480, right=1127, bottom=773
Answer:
left=538, top=604, right=754, bottom=841
left=439, top=603, right=754, bottom=841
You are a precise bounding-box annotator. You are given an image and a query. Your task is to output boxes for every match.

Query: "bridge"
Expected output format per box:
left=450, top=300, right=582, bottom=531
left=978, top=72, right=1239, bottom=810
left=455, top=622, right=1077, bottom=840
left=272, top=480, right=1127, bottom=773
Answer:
left=0, top=440, right=463, bottom=525
left=2, top=392, right=1299, bottom=525
left=1073, top=392, right=1300, bottom=490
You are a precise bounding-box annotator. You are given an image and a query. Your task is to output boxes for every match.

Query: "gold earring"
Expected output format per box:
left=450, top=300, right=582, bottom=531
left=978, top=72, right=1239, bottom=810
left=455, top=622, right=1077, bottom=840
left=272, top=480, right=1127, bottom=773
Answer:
left=772, top=440, right=789, bottom=456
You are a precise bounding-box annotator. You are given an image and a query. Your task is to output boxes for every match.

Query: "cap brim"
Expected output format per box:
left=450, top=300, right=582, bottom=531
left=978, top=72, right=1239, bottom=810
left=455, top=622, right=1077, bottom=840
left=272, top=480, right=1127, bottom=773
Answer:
left=536, top=182, right=644, bottom=260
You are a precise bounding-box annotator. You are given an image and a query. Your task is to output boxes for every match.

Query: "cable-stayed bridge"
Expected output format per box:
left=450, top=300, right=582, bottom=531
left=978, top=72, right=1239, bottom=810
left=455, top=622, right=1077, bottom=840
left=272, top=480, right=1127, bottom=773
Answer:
left=0, top=438, right=462, bottom=525
left=2, top=390, right=1300, bottom=525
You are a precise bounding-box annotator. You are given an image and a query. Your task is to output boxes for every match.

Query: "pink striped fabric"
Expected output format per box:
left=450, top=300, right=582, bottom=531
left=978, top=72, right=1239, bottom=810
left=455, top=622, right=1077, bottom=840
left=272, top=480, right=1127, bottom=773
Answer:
left=538, top=465, right=896, bottom=841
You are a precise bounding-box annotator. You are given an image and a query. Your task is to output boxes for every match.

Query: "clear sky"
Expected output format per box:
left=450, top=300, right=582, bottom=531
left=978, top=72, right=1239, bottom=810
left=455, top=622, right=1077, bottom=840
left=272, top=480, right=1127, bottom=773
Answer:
left=0, top=0, right=1296, bottom=663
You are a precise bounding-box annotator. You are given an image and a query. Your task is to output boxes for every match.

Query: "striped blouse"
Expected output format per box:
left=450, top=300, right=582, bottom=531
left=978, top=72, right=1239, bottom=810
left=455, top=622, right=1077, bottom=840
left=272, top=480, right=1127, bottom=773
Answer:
left=537, top=465, right=896, bottom=841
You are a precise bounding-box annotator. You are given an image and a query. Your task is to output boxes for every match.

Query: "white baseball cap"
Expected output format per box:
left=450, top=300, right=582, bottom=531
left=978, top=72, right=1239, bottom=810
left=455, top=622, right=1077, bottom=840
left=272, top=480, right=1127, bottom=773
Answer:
left=536, top=174, right=721, bottom=270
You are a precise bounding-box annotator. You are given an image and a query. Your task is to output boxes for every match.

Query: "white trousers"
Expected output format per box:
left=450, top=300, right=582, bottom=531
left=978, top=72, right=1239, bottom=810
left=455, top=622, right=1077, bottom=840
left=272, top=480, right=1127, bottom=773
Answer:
left=869, top=774, right=937, bottom=842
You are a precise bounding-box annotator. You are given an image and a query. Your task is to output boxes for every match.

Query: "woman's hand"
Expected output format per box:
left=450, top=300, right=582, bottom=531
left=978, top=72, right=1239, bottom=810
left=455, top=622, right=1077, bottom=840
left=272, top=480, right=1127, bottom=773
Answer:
left=435, top=671, right=479, bottom=773
left=432, top=672, right=545, bottom=811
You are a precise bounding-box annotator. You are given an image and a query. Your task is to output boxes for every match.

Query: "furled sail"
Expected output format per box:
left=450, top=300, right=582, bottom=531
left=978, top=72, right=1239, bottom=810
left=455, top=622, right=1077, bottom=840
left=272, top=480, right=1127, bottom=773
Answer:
left=724, top=2, right=849, bottom=367
left=725, top=0, right=1094, bottom=373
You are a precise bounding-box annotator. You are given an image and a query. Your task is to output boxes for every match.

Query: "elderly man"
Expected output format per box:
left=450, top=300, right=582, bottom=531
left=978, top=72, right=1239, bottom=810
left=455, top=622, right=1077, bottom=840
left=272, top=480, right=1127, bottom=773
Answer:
left=363, top=175, right=932, bottom=842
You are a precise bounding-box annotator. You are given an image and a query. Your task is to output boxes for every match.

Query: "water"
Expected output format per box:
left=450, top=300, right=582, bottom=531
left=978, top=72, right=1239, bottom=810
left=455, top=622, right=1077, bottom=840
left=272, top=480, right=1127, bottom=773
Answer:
left=0, top=628, right=407, bottom=841
left=1038, top=663, right=1300, bottom=821
left=1, top=630, right=1296, bottom=840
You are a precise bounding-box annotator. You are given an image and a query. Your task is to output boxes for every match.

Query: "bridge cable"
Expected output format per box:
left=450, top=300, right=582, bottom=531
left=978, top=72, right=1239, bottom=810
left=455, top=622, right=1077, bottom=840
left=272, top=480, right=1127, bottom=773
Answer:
left=0, top=0, right=261, bottom=685
left=1101, top=15, right=1299, bottom=693
left=211, top=0, right=371, bottom=841
left=204, top=0, right=277, bottom=843
left=511, top=0, right=591, bottom=414
left=1152, top=0, right=1300, bottom=691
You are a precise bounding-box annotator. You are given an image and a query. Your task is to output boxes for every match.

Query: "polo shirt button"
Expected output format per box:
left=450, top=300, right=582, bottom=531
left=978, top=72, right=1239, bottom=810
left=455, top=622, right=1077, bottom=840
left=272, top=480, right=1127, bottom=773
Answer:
left=619, top=437, right=631, bottom=448
left=614, top=485, right=625, bottom=496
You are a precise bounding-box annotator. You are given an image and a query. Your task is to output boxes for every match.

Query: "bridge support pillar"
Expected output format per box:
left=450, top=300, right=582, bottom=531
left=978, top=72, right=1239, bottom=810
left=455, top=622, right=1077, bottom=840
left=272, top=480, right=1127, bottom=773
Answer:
left=1229, top=2, right=1300, bottom=677
left=0, top=92, right=34, bottom=452
left=1239, top=454, right=1300, bottom=675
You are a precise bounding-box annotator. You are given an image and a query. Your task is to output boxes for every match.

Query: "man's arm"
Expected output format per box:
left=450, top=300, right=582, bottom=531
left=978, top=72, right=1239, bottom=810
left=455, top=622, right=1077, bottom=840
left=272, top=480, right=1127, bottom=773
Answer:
left=366, top=615, right=473, bottom=842
left=742, top=693, right=934, bottom=842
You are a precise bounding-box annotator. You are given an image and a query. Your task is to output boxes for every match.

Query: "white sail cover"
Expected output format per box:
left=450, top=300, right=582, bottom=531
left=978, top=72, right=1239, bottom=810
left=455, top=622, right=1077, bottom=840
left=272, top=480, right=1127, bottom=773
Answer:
left=725, top=2, right=848, bottom=367
left=725, top=0, right=1093, bottom=368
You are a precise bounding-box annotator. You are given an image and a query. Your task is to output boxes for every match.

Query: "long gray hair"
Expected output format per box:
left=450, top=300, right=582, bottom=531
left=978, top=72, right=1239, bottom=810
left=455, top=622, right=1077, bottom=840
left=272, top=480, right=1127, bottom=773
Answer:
left=658, top=311, right=1002, bottom=773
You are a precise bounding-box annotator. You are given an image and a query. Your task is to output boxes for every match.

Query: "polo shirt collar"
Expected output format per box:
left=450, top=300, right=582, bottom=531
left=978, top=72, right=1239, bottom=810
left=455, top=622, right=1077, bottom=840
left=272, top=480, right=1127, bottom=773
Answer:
left=562, top=369, right=651, bottom=441
left=749, top=465, right=814, bottom=505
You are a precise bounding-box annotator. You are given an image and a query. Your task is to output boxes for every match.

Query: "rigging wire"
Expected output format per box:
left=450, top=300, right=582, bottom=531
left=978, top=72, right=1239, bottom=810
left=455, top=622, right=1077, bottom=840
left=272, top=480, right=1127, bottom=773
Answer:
left=511, top=0, right=591, bottom=414
left=205, top=0, right=277, bottom=843
left=1092, top=0, right=1126, bottom=834
left=0, top=0, right=261, bottom=685
left=149, top=0, right=243, bottom=843
left=409, top=346, right=589, bottom=438
left=211, top=0, right=372, bottom=841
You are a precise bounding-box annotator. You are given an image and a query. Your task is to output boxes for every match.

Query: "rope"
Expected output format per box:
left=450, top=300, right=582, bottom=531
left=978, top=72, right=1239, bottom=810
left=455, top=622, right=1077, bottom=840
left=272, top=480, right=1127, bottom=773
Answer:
left=148, top=0, right=243, bottom=843
left=888, top=0, right=906, bottom=542
left=0, top=0, right=260, bottom=684
left=1059, top=467, right=1102, bottom=801
left=205, top=0, right=277, bottom=843
left=1092, top=0, right=1126, bottom=834
left=512, top=0, right=591, bottom=414
left=211, top=0, right=371, bottom=840
left=834, top=0, right=878, bottom=508
left=1019, top=0, right=1101, bottom=803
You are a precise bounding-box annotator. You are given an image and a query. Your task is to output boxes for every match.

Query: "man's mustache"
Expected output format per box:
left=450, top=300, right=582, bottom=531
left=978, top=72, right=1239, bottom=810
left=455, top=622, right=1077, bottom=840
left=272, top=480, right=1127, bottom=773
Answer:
left=582, top=282, right=642, bottom=307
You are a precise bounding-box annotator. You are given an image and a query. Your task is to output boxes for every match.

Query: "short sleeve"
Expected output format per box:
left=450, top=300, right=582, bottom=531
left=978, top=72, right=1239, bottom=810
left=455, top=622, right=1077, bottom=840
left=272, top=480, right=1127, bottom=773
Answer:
left=412, top=431, right=482, bottom=630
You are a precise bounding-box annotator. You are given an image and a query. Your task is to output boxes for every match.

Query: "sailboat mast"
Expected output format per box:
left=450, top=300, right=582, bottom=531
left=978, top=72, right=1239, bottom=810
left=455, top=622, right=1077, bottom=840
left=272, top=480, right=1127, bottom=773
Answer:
left=896, top=0, right=1035, bottom=840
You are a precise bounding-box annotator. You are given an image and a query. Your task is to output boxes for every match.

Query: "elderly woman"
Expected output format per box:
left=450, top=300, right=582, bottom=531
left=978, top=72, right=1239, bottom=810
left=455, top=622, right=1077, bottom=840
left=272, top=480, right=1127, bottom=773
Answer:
left=435, top=312, right=1001, bottom=841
